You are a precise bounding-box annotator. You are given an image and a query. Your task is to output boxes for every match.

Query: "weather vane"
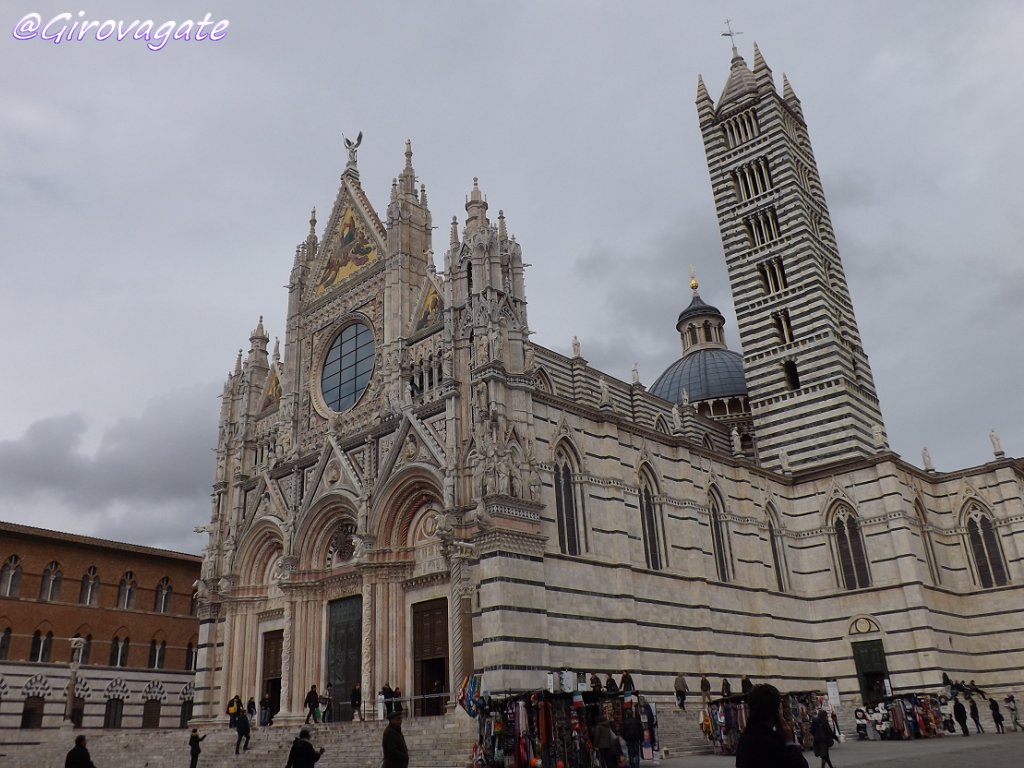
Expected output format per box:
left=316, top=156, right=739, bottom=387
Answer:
left=721, top=19, right=743, bottom=50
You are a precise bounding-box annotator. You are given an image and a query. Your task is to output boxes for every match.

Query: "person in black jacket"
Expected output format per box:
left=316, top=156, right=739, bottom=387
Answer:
left=620, top=710, right=643, bottom=768
left=810, top=710, right=836, bottom=768
left=65, top=735, right=96, bottom=768
left=969, top=697, right=984, bottom=733
left=304, top=684, right=321, bottom=724
left=952, top=697, right=969, bottom=736
left=351, top=682, right=364, bottom=721
left=235, top=709, right=251, bottom=754
left=735, top=684, right=809, bottom=768
left=285, top=727, right=325, bottom=768
left=382, top=711, right=409, bottom=768
left=188, top=728, right=207, bottom=768
left=990, top=698, right=1005, bottom=733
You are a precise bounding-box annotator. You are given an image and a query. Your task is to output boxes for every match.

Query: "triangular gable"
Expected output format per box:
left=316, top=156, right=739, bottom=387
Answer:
left=309, top=175, right=387, bottom=299
left=411, top=278, right=444, bottom=333
left=259, top=365, right=282, bottom=413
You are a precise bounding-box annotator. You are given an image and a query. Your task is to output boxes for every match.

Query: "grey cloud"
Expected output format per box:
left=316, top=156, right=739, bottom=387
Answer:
left=0, top=385, right=220, bottom=553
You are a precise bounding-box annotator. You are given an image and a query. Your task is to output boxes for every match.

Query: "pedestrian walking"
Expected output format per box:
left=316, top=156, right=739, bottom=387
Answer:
left=591, top=712, right=618, bottom=768
left=735, top=684, right=808, bottom=768
left=304, top=684, right=321, bottom=724
left=246, top=696, right=257, bottom=722
left=970, top=697, right=984, bottom=733
left=285, top=727, right=325, bottom=768
left=673, top=672, right=688, bottom=709
left=235, top=708, right=252, bottom=754
left=65, top=734, right=96, bottom=768
left=351, top=682, right=364, bottom=721
left=811, top=710, right=836, bottom=768
left=953, top=697, right=969, bottom=736
left=620, top=710, right=643, bottom=768
left=1006, top=695, right=1021, bottom=731
left=382, top=710, right=409, bottom=768
left=323, top=683, right=334, bottom=723
left=700, top=674, right=712, bottom=708
left=188, top=728, right=207, bottom=768
left=741, top=675, right=753, bottom=695
left=721, top=677, right=732, bottom=697
left=604, top=672, right=619, bottom=694
left=990, top=698, right=1005, bottom=733
left=382, top=682, right=395, bottom=716
left=590, top=672, right=603, bottom=693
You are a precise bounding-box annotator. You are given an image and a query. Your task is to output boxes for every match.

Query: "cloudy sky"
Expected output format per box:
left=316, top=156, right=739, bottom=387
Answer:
left=1, top=1, right=1021, bottom=554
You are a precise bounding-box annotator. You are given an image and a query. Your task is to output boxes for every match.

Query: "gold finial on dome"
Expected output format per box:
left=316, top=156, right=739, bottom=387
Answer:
left=689, top=264, right=699, bottom=292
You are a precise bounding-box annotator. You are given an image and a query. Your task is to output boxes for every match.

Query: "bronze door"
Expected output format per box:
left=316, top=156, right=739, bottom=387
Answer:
left=412, top=598, right=448, bottom=716
left=262, top=629, right=284, bottom=717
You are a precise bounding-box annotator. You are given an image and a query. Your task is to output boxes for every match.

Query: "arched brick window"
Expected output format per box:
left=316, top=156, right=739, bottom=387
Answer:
left=38, top=561, right=62, bottom=602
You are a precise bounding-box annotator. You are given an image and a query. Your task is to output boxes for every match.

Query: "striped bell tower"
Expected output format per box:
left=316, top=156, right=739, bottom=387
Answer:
left=697, top=43, right=887, bottom=471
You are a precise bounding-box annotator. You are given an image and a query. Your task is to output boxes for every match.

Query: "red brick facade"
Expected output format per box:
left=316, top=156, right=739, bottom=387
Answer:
left=0, top=522, right=201, bottom=673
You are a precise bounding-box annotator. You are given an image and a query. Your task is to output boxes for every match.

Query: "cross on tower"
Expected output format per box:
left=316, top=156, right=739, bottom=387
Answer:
left=721, top=19, right=743, bottom=52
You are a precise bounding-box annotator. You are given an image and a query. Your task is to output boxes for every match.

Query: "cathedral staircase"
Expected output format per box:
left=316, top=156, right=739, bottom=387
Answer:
left=653, top=705, right=715, bottom=757
left=0, top=712, right=479, bottom=768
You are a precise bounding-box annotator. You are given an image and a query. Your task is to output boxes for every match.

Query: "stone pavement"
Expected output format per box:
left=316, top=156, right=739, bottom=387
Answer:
left=654, top=731, right=1022, bottom=768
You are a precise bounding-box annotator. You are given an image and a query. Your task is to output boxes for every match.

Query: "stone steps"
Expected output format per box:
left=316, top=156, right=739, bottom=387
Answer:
left=655, top=706, right=715, bottom=757
left=0, top=713, right=479, bottom=768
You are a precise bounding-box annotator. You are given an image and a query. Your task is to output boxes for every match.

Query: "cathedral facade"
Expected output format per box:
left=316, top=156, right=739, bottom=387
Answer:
left=194, top=46, right=1024, bottom=723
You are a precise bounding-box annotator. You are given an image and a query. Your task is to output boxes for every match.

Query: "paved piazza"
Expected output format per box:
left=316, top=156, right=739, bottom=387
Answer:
left=666, top=733, right=1021, bottom=768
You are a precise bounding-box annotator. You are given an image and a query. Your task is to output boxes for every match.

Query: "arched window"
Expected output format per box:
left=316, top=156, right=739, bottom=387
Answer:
left=639, top=472, right=663, bottom=571
left=103, top=698, right=124, bottom=728
left=766, top=507, right=788, bottom=592
left=148, top=639, right=166, bottom=669
left=29, top=630, right=53, bottom=662
left=709, top=490, right=731, bottom=582
left=834, top=505, right=870, bottom=590
left=914, top=501, right=940, bottom=585
left=1, top=555, right=23, bottom=597
left=38, top=561, right=62, bottom=602
left=553, top=447, right=584, bottom=556
left=109, top=635, right=130, bottom=667
left=965, top=504, right=1008, bottom=588
left=185, top=642, right=197, bottom=671
left=117, top=572, right=137, bottom=610
left=79, top=566, right=100, bottom=606
left=154, top=577, right=172, bottom=613
left=0, top=626, right=11, bottom=659
left=190, top=592, right=199, bottom=617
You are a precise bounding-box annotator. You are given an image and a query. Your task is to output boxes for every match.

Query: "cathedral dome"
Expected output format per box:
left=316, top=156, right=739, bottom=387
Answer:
left=649, top=348, right=747, bottom=404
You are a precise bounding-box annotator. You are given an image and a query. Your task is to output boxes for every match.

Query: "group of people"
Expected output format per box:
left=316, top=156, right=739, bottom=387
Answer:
left=949, top=693, right=1017, bottom=735
left=588, top=670, right=637, bottom=694
left=378, top=682, right=405, bottom=718
left=591, top=703, right=657, bottom=768
left=672, top=673, right=756, bottom=709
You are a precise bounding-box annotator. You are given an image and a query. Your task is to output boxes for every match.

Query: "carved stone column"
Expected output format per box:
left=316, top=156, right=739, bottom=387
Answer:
left=280, top=598, right=293, bottom=714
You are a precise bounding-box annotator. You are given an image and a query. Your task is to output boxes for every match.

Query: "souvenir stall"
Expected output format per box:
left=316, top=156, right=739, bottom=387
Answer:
left=701, top=694, right=747, bottom=755
left=698, top=690, right=825, bottom=756
left=864, top=694, right=946, bottom=740
left=461, top=676, right=631, bottom=768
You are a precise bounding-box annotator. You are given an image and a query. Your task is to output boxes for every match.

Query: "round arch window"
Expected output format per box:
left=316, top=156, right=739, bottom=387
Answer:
left=321, top=322, right=375, bottom=412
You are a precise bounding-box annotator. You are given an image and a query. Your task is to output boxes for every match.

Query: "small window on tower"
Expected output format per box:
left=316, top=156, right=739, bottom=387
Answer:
left=783, top=360, right=801, bottom=390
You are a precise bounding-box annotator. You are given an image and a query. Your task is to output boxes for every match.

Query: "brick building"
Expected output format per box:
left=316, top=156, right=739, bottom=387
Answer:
left=0, top=521, right=201, bottom=731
